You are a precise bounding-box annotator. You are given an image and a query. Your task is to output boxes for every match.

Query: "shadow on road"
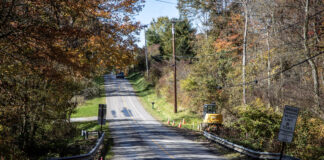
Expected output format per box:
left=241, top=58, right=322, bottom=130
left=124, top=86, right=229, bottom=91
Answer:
left=107, top=119, right=233, bottom=160
left=121, top=107, right=133, bottom=117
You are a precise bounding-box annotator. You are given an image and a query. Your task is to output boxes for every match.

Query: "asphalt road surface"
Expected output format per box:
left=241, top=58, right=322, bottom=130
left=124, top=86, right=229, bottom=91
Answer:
left=105, top=74, right=226, bottom=160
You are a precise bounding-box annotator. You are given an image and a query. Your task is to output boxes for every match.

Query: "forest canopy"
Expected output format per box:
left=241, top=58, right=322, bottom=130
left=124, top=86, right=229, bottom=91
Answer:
left=0, top=0, right=144, bottom=158
left=134, top=0, right=324, bottom=159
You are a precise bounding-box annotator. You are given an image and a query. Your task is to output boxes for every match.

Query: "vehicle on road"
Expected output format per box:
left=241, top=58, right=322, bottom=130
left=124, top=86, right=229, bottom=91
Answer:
left=116, top=72, right=124, bottom=79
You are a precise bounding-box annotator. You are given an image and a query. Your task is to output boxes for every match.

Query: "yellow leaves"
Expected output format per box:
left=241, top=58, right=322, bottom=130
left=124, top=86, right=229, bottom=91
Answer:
left=231, top=13, right=242, bottom=22
left=9, top=21, right=18, bottom=28
left=88, top=36, right=100, bottom=46
left=180, top=77, right=197, bottom=91
left=296, top=117, right=324, bottom=145
left=78, top=52, right=83, bottom=58
left=262, top=48, right=275, bottom=60
left=228, top=13, right=243, bottom=27
left=0, top=0, right=143, bottom=157
left=95, top=10, right=111, bottom=19
left=307, top=118, right=324, bottom=137
left=320, top=123, right=324, bottom=138
left=269, top=65, right=279, bottom=75
left=1, top=0, right=142, bottom=81
left=99, top=59, right=104, bottom=65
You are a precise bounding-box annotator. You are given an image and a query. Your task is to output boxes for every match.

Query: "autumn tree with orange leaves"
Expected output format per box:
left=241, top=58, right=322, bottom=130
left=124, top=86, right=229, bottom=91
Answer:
left=0, top=0, right=144, bottom=158
left=177, top=1, right=324, bottom=159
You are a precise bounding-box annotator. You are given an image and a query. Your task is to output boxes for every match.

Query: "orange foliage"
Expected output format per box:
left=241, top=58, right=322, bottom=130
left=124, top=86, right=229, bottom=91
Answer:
left=213, top=13, right=243, bottom=55
left=0, top=0, right=144, bottom=158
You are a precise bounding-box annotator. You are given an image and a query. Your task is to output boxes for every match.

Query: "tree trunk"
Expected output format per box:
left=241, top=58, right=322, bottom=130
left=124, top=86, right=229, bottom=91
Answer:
left=279, top=57, right=283, bottom=112
left=303, top=0, right=321, bottom=110
left=242, top=1, right=248, bottom=105
left=266, top=31, right=271, bottom=108
left=321, top=68, right=324, bottom=87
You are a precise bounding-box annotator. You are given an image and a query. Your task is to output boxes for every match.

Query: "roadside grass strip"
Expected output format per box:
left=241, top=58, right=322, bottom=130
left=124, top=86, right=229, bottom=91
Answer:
left=71, top=96, right=106, bottom=118
left=71, top=75, right=106, bottom=118
left=127, top=72, right=203, bottom=131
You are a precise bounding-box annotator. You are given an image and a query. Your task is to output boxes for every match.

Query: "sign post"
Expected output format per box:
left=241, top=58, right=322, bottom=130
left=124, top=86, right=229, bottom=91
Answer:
left=278, top=105, right=299, bottom=160
left=98, top=104, right=107, bottom=133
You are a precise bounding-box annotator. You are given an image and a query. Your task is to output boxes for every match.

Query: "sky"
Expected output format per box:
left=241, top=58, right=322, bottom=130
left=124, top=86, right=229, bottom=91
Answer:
left=134, top=0, right=179, bottom=47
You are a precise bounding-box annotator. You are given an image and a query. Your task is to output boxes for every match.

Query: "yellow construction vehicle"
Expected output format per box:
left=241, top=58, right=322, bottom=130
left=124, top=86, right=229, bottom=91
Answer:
left=202, top=103, right=223, bottom=130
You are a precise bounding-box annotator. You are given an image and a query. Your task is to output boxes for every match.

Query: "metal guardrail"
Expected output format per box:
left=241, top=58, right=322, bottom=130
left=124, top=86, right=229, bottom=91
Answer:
left=203, top=131, right=299, bottom=160
left=50, top=132, right=105, bottom=160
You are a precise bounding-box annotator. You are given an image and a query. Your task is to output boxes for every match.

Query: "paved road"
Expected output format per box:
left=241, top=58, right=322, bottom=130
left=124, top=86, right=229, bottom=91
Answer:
left=105, top=74, right=226, bottom=160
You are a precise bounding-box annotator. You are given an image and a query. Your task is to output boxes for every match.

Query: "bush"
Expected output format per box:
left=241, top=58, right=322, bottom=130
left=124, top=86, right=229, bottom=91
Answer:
left=233, top=99, right=281, bottom=151
left=228, top=99, right=324, bottom=159
left=290, top=112, right=324, bottom=159
left=147, top=62, right=162, bottom=85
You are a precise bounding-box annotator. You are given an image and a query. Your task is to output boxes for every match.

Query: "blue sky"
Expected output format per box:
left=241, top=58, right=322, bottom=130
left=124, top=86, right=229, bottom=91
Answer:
left=135, top=0, right=179, bottom=47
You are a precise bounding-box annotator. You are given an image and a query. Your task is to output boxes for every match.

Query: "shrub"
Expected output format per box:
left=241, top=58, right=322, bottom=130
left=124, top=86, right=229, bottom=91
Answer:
left=230, top=99, right=324, bottom=159
left=290, top=112, right=324, bottom=159
left=234, top=99, right=281, bottom=151
left=147, top=62, right=162, bottom=85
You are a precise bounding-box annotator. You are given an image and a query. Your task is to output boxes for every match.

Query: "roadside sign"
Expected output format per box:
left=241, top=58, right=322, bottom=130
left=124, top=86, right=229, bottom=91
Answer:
left=278, top=105, right=299, bottom=143
left=98, top=104, right=107, bottom=125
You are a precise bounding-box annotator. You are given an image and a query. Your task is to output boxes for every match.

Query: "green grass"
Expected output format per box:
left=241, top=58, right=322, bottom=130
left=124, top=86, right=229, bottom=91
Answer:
left=71, top=75, right=106, bottom=118
left=127, top=72, right=203, bottom=131
left=71, top=96, right=106, bottom=118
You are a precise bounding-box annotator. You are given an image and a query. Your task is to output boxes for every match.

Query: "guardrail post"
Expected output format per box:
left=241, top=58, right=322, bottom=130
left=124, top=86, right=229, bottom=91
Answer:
left=279, top=142, right=286, bottom=160
left=50, top=132, right=105, bottom=160
left=203, top=131, right=299, bottom=160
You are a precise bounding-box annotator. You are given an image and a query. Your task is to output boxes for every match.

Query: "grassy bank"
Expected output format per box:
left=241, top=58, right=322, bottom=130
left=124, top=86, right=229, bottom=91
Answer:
left=64, top=74, right=113, bottom=158
left=127, top=72, right=203, bottom=130
left=71, top=76, right=106, bottom=118
left=71, top=97, right=106, bottom=118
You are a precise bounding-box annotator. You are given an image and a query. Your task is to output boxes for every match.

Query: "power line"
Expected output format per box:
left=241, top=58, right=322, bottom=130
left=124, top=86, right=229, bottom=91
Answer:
left=220, top=50, right=324, bottom=89
left=155, top=0, right=177, bottom=5
left=275, top=8, right=324, bottom=33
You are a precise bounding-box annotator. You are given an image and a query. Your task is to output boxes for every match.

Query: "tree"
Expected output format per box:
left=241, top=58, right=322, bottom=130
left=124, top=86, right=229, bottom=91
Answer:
left=145, top=17, right=196, bottom=60
left=303, top=0, right=321, bottom=113
left=242, top=0, right=249, bottom=105
left=178, top=0, right=229, bottom=36
left=0, top=0, right=144, bottom=158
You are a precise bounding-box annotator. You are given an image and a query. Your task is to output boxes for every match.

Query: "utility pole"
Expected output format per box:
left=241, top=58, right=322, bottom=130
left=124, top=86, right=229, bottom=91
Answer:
left=143, top=25, right=149, bottom=77
left=171, top=19, right=177, bottom=113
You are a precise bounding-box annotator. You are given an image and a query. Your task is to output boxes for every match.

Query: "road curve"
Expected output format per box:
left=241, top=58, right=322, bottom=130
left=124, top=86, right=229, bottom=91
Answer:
left=105, top=74, right=226, bottom=160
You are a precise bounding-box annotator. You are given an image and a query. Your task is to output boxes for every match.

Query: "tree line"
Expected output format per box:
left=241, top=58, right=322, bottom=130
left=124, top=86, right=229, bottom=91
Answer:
left=0, top=0, right=143, bottom=158
left=134, top=0, right=324, bottom=159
